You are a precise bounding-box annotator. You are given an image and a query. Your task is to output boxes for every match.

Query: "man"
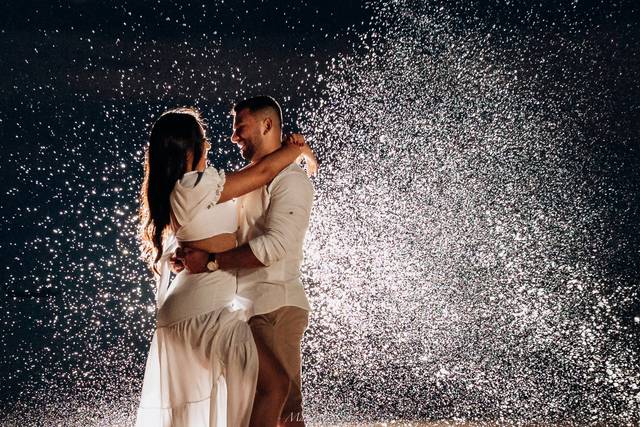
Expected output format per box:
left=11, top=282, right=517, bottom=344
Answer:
left=181, top=96, right=314, bottom=427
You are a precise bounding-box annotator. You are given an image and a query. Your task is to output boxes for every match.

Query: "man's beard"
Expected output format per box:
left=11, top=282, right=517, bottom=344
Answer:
left=240, top=144, right=255, bottom=161
left=239, top=137, right=258, bottom=161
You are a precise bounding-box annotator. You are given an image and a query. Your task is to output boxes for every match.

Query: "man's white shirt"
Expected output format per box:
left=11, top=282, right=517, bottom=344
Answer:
left=235, top=163, right=313, bottom=316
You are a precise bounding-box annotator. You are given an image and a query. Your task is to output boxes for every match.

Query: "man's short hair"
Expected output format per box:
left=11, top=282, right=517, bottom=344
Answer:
left=232, top=95, right=283, bottom=129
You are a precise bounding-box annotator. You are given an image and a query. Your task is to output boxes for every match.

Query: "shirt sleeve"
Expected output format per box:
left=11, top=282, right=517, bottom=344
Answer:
left=248, top=169, right=314, bottom=266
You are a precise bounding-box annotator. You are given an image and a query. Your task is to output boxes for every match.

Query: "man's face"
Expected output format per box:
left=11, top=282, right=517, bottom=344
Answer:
left=231, top=109, right=262, bottom=161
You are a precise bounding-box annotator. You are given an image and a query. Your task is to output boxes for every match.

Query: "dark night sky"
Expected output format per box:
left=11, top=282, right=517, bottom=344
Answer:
left=0, top=0, right=639, bottom=423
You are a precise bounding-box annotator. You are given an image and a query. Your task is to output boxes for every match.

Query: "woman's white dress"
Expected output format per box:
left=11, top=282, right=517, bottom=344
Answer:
left=136, top=168, right=258, bottom=427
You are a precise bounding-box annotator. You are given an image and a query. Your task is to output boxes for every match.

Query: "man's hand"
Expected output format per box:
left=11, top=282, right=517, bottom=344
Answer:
left=180, top=247, right=210, bottom=274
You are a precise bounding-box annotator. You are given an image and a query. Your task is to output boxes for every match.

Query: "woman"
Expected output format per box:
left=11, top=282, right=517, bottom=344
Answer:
left=135, top=107, right=316, bottom=426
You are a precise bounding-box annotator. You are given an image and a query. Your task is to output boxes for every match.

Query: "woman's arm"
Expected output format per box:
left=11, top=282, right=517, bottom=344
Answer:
left=218, top=134, right=308, bottom=203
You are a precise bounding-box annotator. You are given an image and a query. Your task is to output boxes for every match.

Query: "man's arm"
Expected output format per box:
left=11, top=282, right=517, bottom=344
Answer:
left=180, top=241, right=264, bottom=273
left=245, top=170, right=314, bottom=266
left=181, top=170, right=313, bottom=273
left=217, top=243, right=264, bottom=269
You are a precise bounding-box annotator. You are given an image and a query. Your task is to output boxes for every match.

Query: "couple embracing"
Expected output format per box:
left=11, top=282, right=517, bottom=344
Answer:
left=135, top=96, right=318, bottom=427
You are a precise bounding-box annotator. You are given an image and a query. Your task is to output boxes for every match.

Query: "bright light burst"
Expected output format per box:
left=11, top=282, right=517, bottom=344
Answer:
left=298, top=1, right=639, bottom=423
left=1, top=0, right=638, bottom=425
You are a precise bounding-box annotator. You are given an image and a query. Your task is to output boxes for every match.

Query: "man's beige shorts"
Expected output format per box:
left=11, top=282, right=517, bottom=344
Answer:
left=249, top=306, right=309, bottom=422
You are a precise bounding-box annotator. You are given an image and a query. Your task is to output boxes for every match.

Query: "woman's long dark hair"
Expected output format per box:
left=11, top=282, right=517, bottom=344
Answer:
left=139, top=107, right=206, bottom=274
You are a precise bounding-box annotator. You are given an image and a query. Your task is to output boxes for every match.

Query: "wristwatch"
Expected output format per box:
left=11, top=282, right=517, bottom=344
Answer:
left=206, top=253, right=219, bottom=272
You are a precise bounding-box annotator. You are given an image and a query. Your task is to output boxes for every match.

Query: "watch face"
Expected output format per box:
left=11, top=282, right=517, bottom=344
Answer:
left=207, top=261, right=217, bottom=271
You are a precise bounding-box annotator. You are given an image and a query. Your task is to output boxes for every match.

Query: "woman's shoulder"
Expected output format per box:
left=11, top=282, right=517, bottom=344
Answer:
left=175, top=167, right=224, bottom=190
left=170, top=166, right=227, bottom=221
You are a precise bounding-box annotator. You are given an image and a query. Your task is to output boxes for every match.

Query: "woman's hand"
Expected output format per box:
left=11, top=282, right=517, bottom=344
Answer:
left=284, top=133, right=305, bottom=147
left=284, top=133, right=318, bottom=177
left=169, top=254, right=185, bottom=274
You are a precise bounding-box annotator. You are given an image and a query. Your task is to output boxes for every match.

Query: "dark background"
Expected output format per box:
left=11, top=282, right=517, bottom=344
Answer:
left=1, top=0, right=639, bottom=423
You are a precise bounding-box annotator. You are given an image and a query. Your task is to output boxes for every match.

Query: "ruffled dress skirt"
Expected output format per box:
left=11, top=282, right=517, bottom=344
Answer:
left=136, top=269, right=258, bottom=427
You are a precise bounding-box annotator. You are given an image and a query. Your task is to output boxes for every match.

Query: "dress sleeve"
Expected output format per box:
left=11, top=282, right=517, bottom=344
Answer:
left=170, top=167, right=227, bottom=226
left=200, top=167, right=226, bottom=206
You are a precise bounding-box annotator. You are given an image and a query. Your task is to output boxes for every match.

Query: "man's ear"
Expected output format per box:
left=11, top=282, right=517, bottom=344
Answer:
left=262, top=117, right=272, bottom=135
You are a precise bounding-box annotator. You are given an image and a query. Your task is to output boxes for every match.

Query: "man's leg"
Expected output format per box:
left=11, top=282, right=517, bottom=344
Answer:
left=255, top=306, right=309, bottom=427
left=248, top=313, right=290, bottom=427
